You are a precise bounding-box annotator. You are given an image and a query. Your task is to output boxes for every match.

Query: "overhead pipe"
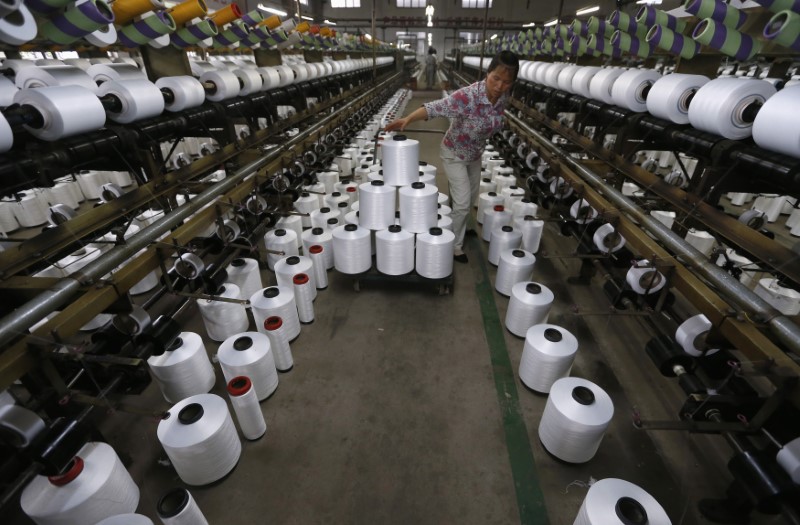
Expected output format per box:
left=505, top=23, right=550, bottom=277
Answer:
left=506, top=110, right=800, bottom=356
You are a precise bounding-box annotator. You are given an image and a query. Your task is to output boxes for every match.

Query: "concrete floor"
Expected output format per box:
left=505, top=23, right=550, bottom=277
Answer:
left=8, top=93, right=788, bottom=525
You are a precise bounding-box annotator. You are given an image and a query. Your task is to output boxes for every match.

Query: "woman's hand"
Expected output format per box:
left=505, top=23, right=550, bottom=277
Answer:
left=384, top=117, right=409, bottom=132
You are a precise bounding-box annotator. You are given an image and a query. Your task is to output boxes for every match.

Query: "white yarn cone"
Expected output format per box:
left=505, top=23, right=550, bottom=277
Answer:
left=505, top=281, right=554, bottom=337
left=573, top=478, right=671, bottom=525
left=226, top=376, right=267, bottom=440
left=197, top=283, right=249, bottom=342
left=156, top=488, right=209, bottom=525
left=217, top=332, right=279, bottom=400
left=147, top=332, right=216, bottom=404
left=519, top=324, right=579, bottom=393
left=495, top=249, right=535, bottom=296
left=250, top=286, right=301, bottom=341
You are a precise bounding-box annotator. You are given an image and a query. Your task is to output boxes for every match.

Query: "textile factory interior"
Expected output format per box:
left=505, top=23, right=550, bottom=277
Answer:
left=1, top=0, right=800, bottom=523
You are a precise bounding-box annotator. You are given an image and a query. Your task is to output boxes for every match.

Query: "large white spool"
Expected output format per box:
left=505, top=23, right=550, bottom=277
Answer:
left=225, top=258, right=263, bottom=301
left=477, top=192, right=504, bottom=224
left=538, top=377, right=614, bottom=463
left=688, top=77, right=776, bottom=140
left=488, top=225, right=522, bottom=266
left=675, top=314, right=719, bottom=357
left=502, top=185, right=525, bottom=211
left=332, top=224, right=372, bottom=274
left=0, top=403, right=45, bottom=448
left=573, top=478, right=672, bottom=525
left=197, top=283, right=249, bottom=342
left=593, top=223, right=626, bottom=253
left=156, top=487, right=209, bottom=525
left=519, top=324, right=579, bottom=394
left=277, top=214, right=303, bottom=249
left=264, top=228, right=299, bottom=271
left=753, top=85, right=800, bottom=159
left=495, top=249, right=536, bottom=297
left=570, top=199, right=598, bottom=224
left=512, top=199, right=538, bottom=222
left=482, top=206, right=512, bottom=242
left=754, top=278, right=800, bottom=316
left=20, top=442, right=139, bottom=525
left=626, top=259, right=667, bottom=295
left=302, top=227, right=335, bottom=270
left=777, top=437, right=800, bottom=486
left=157, top=394, right=241, bottom=486
left=684, top=229, right=715, bottom=257
left=226, top=376, right=267, bottom=440
left=416, top=227, right=455, bottom=279
left=589, top=68, right=627, bottom=105
left=358, top=181, right=396, bottom=230
left=295, top=192, right=320, bottom=228
left=250, top=285, right=301, bottom=339
left=274, top=255, right=316, bottom=299
left=147, top=332, right=216, bottom=404
left=399, top=182, right=438, bottom=234
left=376, top=225, right=415, bottom=275
left=382, top=135, right=420, bottom=186
left=217, top=332, right=279, bottom=400
left=610, top=69, right=661, bottom=112
left=505, top=281, right=554, bottom=337
left=516, top=215, right=545, bottom=254
left=646, top=73, right=710, bottom=124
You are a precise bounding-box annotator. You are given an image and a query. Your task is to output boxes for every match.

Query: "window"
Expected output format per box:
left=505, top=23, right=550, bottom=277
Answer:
left=397, top=0, right=425, bottom=6
left=462, top=0, right=492, bottom=7
left=331, top=0, right=360, bottom=7
left=459, top=31, right=482, bottom=44
left=299, top=0, right=308, bottom=4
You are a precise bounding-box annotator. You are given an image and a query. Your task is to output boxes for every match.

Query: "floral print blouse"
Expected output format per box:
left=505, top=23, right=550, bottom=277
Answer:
left=423, top=80, right=508, bottom=162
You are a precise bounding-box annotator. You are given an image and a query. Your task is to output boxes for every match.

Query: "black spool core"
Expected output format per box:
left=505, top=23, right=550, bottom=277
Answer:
left=372, top=180, right=384, bottom=186
left=275, top=229, right=286, bottom=236
left=158, top=488, right=190, bottom=518
left=167, top=337, right=183, bottom=352
left=684, top=89, right=697, bottom=109
left=571, top=386, right=595, bottom=405
left=301, top=192, right=309, bottom=197
left=263, top=287, right=280, bottom=298
left=526, top=283, right=542, bottom=294
left=231, top=258, right=245, bottom=267
left=411, top=182, right=425, bottom=189
left=338, top=202, right=347, bottom=208
left=327, top=218, right=338, bottom=225
left=741, top=101, right=763, bottom=124
left=393, top=135, right=407, bottom=141
left=321, top=207, right=330, bottom=213
left=345, top=224, right=358, bottom=231
left=231, top=377, right=248, bottom=390
left=178, top=403, right=204, bottom=425
left=395, top=211, right=400, bottom=218
left=233, top=336, right=253, bottom=350
left=501, top=226, right=513, bottom=232
left=615, top=497, right=649, bottom=525
left=489, top=191, right=497, bottom=196
left=332, top=191, right=341, bottom=196
left=217, top=285, right=226, bottom=295
left=429, top=227, right=443, bottom=236
left=641, top=82, right=652, bottom=100
left=482, top=178, right=491, bottom=183
left=512, top=250, right=525, bottom=258
left=389, top=225, right=401, bottom=233
left=361, top=164, right=368, bottom=169
left=287, top=256, right=300, bottom=265
left=543, top=328, right=562, bottom=342
left=419, top=161, right=427, bottom=166
left=312, top=227, right=324, bottom=235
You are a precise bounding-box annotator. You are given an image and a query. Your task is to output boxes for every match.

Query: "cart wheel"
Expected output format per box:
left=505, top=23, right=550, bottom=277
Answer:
left=437, top=284, right=450, bottom=296
left=353, top=279, right=360, bottom=292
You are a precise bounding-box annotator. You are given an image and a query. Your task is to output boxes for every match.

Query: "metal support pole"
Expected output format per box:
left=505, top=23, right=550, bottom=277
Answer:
left=478, top=0, right=490, bottom=80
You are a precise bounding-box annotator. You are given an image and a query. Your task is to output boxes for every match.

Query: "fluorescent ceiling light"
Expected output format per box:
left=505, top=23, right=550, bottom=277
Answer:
left=324, top=19, right=336, bottom=25
left=636, top=0, right=662, bottom=3
left=575, top=5, right=599, bottom=16
left=522, top=22, right=536, bottom=27
left=490, top=34, right=498, bottom=39
left=301, top=15, right=314, bottom=21
left=427, top=20, right=433, bottom=27
left=543, top=19, right=558, bottom=27
left=258, top=4, right=287, bottom=16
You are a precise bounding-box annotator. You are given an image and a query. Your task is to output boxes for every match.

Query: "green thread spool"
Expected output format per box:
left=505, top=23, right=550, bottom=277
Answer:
left=763, top=9, right=800, bottom=51
left=636, top=6, right=688, bottom=34
left=118, top=10, right=175, bottom=47
left=38, top=0, right=115, bottom=45
left=684, top=0, right=748, bottom=29
left=611, top=30, right=652, bottom=57
left=692, top=18, right=763, bottom=61
left=646, top=24, right=700, bottom=59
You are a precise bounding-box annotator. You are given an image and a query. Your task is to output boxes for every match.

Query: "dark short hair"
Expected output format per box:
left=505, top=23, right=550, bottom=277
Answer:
left=487, top=51, right=519, bottom=80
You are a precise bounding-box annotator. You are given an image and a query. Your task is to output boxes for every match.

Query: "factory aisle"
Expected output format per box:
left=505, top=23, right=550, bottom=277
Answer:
left=7, top=93, right=757, bottom=525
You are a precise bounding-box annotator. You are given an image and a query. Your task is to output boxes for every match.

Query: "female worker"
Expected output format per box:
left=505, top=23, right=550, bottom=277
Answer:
left=385, top=50, right=519, bottom=263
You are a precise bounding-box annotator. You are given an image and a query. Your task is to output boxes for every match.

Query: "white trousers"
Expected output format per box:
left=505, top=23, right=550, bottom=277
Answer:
left=441, top=146, right=481, bottom=251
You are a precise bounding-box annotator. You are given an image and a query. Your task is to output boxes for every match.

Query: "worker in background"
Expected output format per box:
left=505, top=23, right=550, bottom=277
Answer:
left=385, top=50, right=519, bottom=263
left=425, top=47, right=438, bottom=89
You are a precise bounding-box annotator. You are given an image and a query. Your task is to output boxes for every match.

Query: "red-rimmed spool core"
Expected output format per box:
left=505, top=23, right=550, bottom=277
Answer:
left=226, top=376, right=252, bottom=397
left=48, top=456, right=84, bottom=486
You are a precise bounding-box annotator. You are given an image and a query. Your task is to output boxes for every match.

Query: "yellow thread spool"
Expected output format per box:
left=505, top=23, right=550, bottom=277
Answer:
left=258, top=14, right=280, bottom=30
left=209, top=3, right=241, bottom=27
left=113, top=0, right=164, bottom=26
left=295, top=21, right=310, bottom=33
left=168, top=0, right=207, bottom=26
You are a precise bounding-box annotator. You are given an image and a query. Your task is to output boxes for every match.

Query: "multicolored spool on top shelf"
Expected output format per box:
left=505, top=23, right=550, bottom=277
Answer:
left=170, top=18, right=216, bottom=47
left=636, top=5, right=688, bottom=34
left=684, top=0, right=748, bottom=29
left=607, top=9, right=643, bottom=38
left=209, top=3, right=241, bottom=27
left=118, top=10, right=175, bottom=47
left=38, top=0, right=115, bottom=45
left=753, top=0, right=800, bottom=14
left=693, top=18, right=763, bottom=62
left=763, top=9, right=800, bottom=51
left=647, top=24, right=700, bottom=59
left=611, top=30, right=652, bottom=58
